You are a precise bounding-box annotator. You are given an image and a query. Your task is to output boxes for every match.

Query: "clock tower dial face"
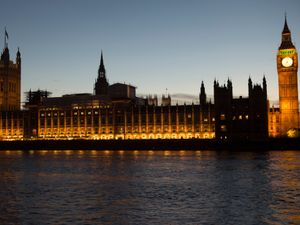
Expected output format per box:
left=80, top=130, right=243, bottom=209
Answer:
left=281, top=57, right=293, bottom=67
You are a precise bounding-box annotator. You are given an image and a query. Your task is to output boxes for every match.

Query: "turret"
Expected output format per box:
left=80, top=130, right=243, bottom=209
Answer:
left=227, top=78, right=233, bottom=99
left=227, top=78, right=232, bottom=89
left=199, top=81, right=206, bottom=106
left=16, top=47, right=21, bottom=69
left=0, top=47, right=10, bottom=65
left=248, top=76, right=252, bottom=97
left=263, top=76, right=267, bottom=96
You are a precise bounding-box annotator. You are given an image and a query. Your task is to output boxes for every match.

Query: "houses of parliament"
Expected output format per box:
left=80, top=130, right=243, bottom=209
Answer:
left=0, top=18, right=298, bottom=140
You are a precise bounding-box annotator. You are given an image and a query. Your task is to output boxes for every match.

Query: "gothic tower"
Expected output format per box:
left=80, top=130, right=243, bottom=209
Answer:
left=277, top=16, right=299, bottom=135
left=94, top=52, right=109, bottom=95
left=0, top=31, right=21, bottom=111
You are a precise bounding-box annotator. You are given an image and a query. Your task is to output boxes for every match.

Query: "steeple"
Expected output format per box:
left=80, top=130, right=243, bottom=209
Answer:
left=94, top=51, right=109, bottom=95
left=16, top=47, right=21, bottom=67
left=279, top=14, right=295, bottom=49
left=282, top=14, right=290, bottom=34
left=98, top=51, right=106, bottom=78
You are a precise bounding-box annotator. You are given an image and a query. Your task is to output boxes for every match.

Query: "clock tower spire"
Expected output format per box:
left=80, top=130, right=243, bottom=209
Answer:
left=277, top=15, right=299, bottom=136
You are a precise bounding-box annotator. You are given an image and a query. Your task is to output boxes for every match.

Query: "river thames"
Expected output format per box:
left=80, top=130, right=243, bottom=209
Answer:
left=0, top=150, right=299, bottom=224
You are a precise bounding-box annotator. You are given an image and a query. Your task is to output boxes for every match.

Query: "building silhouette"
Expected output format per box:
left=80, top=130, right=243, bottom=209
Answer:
left=214, top=78, right=268, bottom=140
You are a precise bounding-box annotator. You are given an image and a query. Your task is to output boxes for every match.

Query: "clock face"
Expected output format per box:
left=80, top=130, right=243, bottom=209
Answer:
left=282, top=57, right=293, bottom=67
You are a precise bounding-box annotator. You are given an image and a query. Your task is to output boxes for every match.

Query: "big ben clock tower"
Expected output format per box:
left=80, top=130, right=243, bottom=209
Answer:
left=277, top=16, right=299, bottom=135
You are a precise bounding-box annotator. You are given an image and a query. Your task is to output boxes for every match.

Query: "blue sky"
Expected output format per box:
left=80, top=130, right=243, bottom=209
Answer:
left=1, top=0, right=300, bottom=103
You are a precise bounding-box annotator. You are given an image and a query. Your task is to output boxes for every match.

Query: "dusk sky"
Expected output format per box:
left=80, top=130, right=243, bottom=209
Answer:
left=1, top=0, right=300, bottom=103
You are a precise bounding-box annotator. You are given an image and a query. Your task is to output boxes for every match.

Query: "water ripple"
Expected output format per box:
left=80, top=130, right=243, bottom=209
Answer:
left=0, top=150, right=299, bottom=224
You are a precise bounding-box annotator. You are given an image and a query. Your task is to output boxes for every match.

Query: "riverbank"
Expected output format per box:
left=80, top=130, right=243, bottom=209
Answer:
left=0, top=138, right=299, bottom=150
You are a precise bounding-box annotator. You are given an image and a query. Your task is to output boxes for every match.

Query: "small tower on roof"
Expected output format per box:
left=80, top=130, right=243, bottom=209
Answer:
left=199, top=81, right=206, bottom=106
left=94, top=51, right=109, bottom=95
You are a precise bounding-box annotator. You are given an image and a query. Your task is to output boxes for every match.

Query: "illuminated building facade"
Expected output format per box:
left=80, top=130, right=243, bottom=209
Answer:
left=0, top=111, right=24, bottom=140
left=22, top=59, right=216, bottom=140
left=269, top=17, right=299, bottom=137
left=29, top=101, right=215, bottom=140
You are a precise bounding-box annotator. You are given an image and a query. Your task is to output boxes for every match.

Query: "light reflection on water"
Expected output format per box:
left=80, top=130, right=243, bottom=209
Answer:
left=0, top=150, right=300, bottom=224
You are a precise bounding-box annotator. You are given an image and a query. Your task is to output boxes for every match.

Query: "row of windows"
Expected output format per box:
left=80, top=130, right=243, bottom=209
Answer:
left=39, top=118, right=214, bottom=127
left=0, top=82, right=18, bottom=93
left=39, top=125, right=213, bottom=134
left=220, top=114, right=254, bottom=120
left=40, top=114, right=214, bottom=123
left=41, top=111, right=212, bottom=117
left=0, top=129, right=23, bottom=135
left=38, top=133, right=214, bottom=139
left=38, top=129, right=213, bottom=135
left=41, top=105, right=111, bottom=112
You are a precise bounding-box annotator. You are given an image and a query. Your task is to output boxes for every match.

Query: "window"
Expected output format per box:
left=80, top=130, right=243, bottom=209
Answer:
left=220, top=125, right=227, bottom=132
left=220, top=114, right=226, bottom=120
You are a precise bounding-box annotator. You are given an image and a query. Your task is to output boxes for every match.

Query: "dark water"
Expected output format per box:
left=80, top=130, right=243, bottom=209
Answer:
left=0, top=150, right=300, bottom=225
